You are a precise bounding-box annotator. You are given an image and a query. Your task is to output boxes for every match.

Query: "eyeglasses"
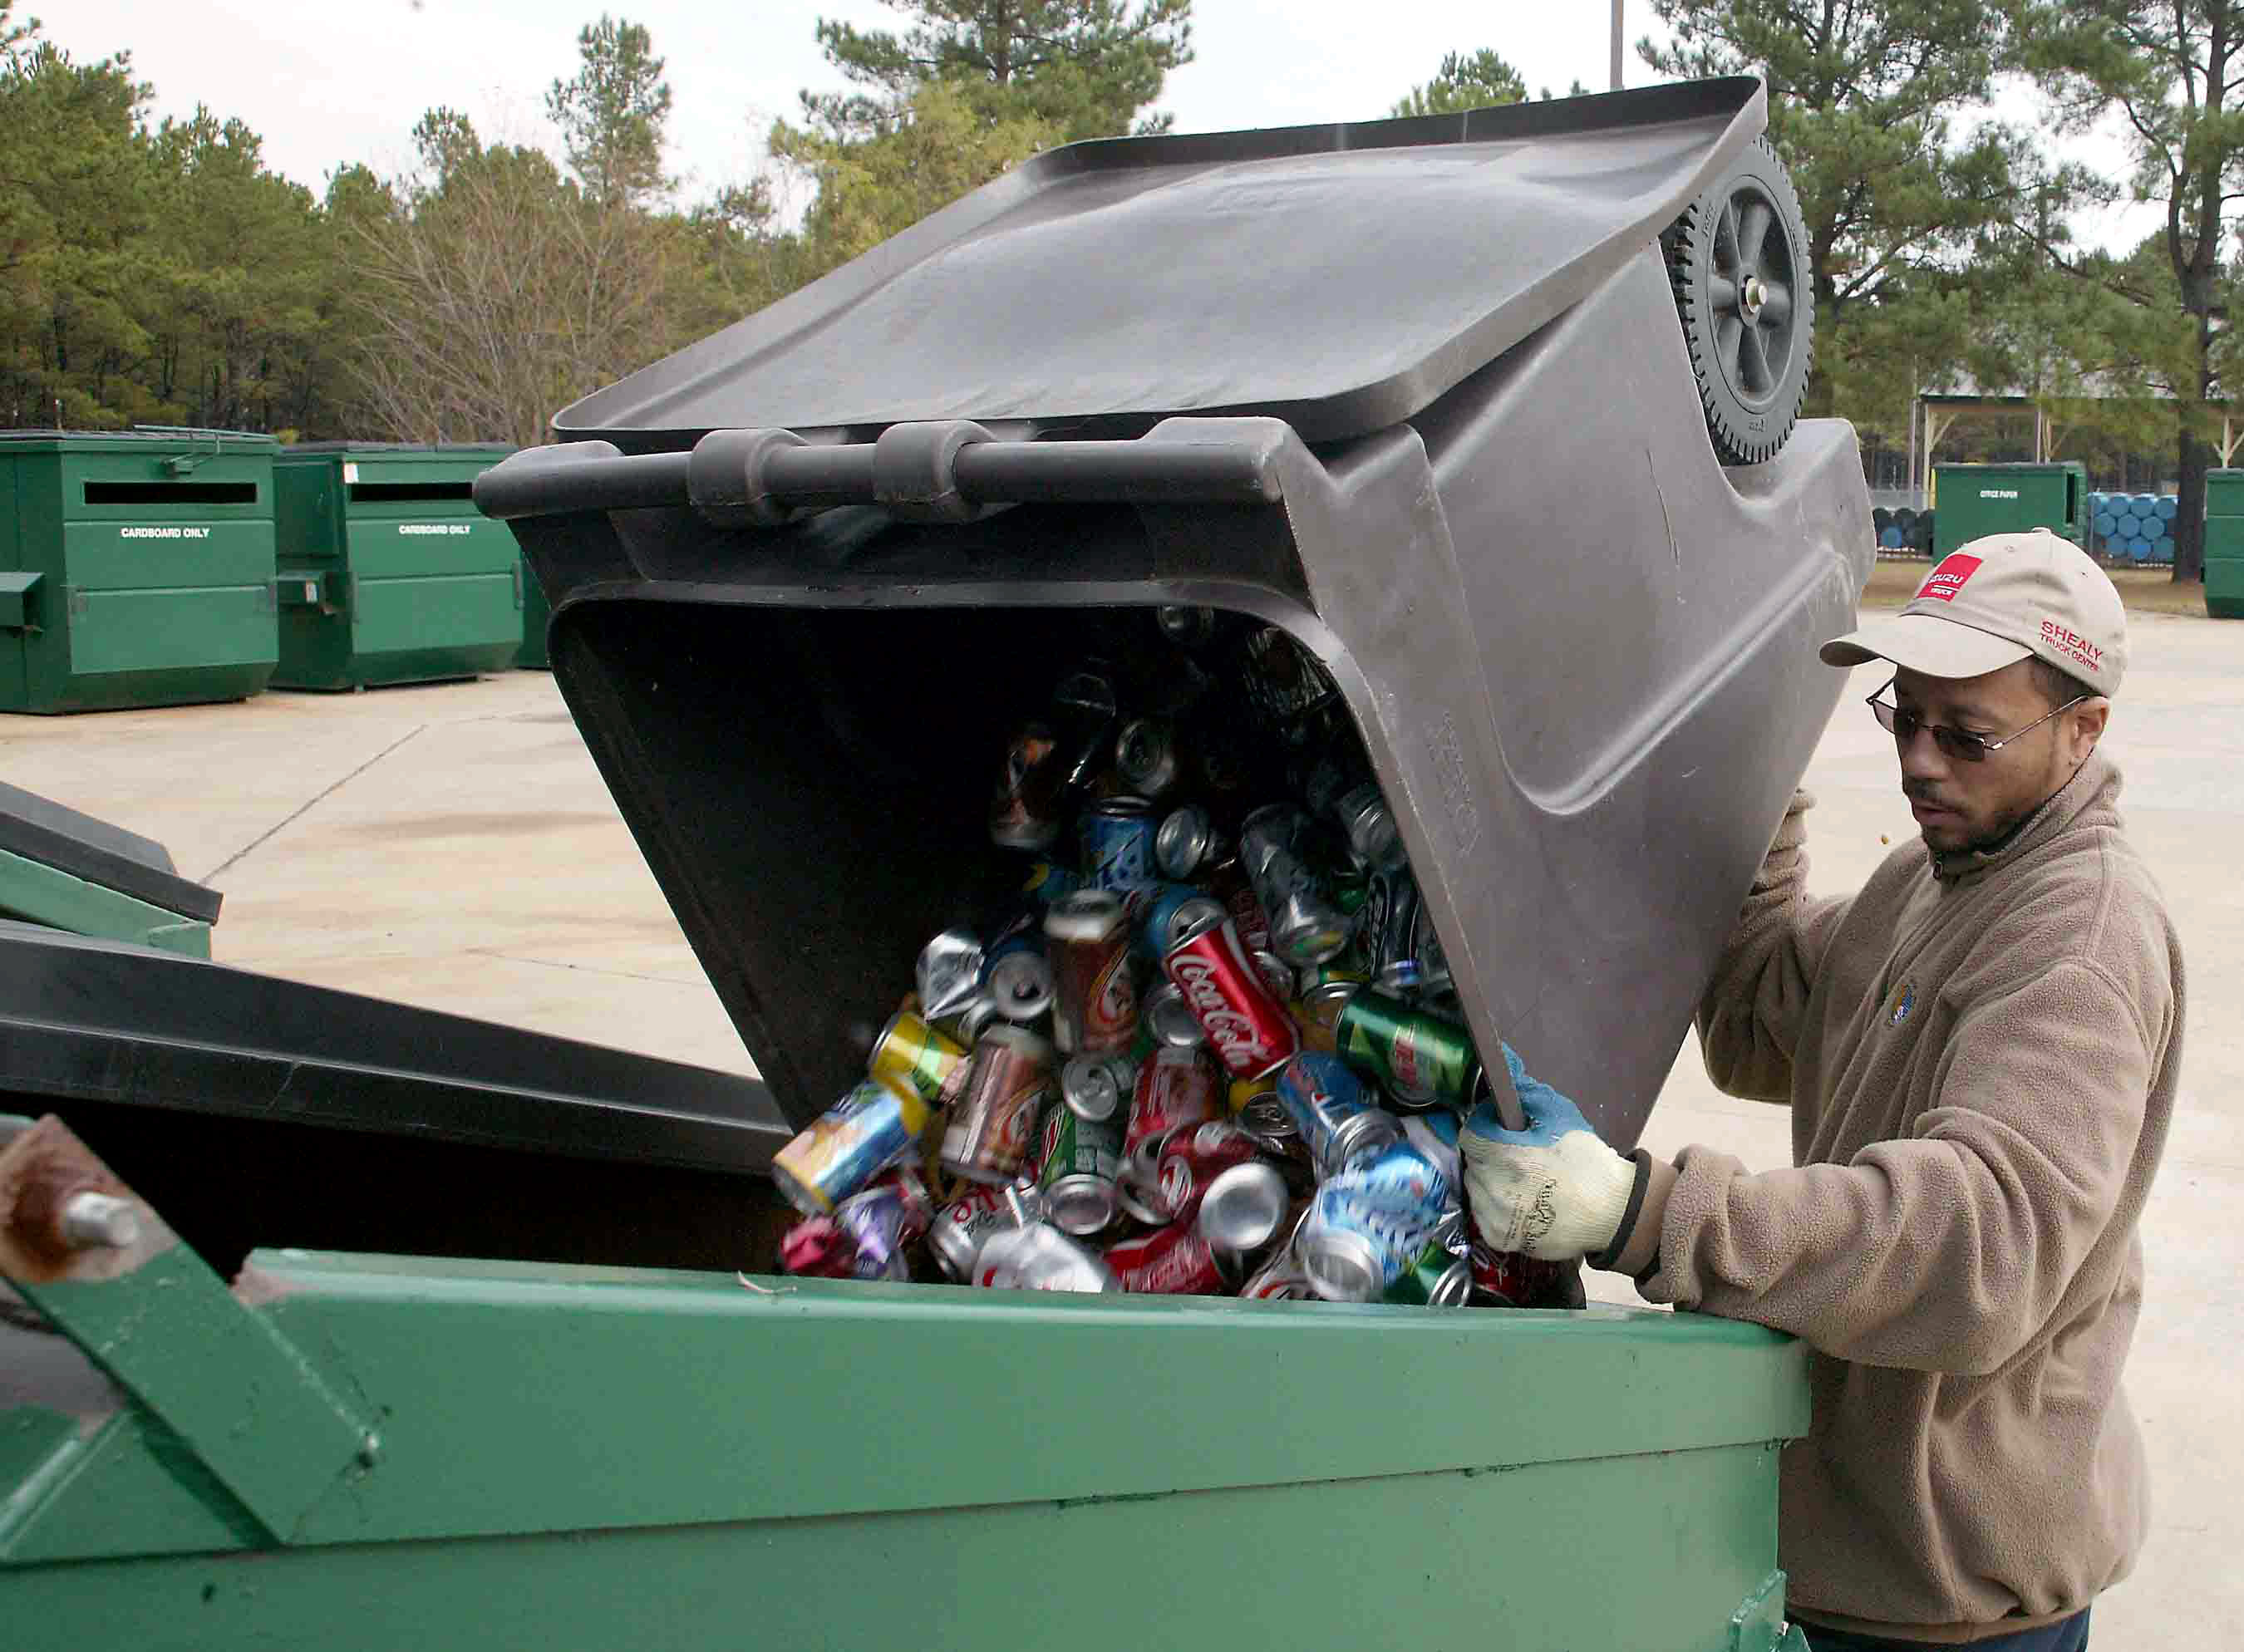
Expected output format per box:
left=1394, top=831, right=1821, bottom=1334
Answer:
left=1867, top=677, right=2088, bottom=763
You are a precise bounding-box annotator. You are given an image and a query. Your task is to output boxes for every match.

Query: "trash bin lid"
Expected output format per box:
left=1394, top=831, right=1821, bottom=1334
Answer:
left=0, top=782, right=220, bottom=924
left=557, top=77, right=1764, bottom=449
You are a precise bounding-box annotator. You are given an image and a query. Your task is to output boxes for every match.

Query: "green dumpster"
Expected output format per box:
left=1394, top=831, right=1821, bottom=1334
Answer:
left=270, top=443, right=519, bottom=690
left=0, top=430, right=279, bottom=713
left=1931, top=461, right=2087, bottom=555
left=2203, top=470, right=2244, bottom=617
left=0, top=780, right=220, bottom=956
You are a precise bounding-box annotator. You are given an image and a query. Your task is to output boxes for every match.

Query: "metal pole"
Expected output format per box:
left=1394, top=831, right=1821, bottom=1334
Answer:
left=1612, top=0, right=1625, bottom=91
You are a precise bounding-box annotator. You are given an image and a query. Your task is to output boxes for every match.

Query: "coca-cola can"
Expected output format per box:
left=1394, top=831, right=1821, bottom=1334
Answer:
left=1238, top=1245, right=1316, bottom=1300
left=1208, top=860, right=1272, bottom=953
left=940, top=1024, right=1057, bottom=1184
left=1125, top=1045, right=1222, bottom=1158
left=1044, top=890, right=1139, bottom=1055
left=1115, top=1138, right=1172, bottom=1226
left=1162, top=901, right=1300, bottom=1080
left=1155, top=1120, right=1265, bottom=1227
left=1105, top=1220, right=1239, bottom=1296
left=1139, top=980, right=1207, bottom=1048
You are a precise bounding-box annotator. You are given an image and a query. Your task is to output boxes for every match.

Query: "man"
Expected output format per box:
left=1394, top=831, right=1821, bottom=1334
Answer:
left=1463, top=531, right=2182, bottom=1651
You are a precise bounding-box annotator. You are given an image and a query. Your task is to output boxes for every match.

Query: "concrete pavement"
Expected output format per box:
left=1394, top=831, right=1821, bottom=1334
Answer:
left=2, top=609, right=2237, bottom=1642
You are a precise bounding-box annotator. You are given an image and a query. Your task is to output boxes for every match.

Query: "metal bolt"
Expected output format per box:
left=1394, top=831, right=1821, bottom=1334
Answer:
left=357, top=1433, right=382, bottom=1468
left=1740, top=275, right=1768, bottom=319
left=60, top=1192, right=141, bottom=1251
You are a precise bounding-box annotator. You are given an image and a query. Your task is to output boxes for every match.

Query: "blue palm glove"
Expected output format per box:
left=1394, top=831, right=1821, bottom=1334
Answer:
left=1461, top=1044, right=1643, bottom=1262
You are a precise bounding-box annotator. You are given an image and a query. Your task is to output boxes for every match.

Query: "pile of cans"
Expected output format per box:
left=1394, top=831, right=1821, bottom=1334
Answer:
left=768, top=608, right=1579, bottom=1310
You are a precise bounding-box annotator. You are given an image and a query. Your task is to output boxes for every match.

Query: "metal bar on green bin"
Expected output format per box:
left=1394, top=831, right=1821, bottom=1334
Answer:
left=0, top=1117, right=377, bottom=1546
left=0, top=848, right=213, bottom=957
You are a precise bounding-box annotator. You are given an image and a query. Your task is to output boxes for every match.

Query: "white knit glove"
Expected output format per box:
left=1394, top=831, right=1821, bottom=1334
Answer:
left=1460, top=1047, right=1639, bottom=1261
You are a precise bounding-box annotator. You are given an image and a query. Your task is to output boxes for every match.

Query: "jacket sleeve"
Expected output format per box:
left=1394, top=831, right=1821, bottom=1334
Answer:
left=1694, top=789, right=1852, bottom=1102
left=1631, top=959, right=2160, bottom=1374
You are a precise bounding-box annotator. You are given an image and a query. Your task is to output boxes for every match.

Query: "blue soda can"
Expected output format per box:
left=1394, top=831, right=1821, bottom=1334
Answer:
left=1021, top=861, right=1083, bottom=907
left=770, top=1077, right=930, bottom=1217
left=1277, top=1051, right=1403, bottom=1179
left=1135, top=881, right=1208, bottom=963
left=1080, top=796, right=1160, bottom=896
left=1296, top=1139, right=1451, bottom=1301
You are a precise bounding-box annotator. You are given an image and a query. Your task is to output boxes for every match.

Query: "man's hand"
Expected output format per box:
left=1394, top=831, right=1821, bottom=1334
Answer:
left=1461, top=1045, right=1641, bottom=1262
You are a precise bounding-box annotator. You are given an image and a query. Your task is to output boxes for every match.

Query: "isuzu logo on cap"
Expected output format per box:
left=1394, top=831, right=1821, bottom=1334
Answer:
left=1916, top=553, right=1983, bottom=604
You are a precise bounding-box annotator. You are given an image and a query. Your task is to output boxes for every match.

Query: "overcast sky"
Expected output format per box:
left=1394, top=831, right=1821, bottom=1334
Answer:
left=50, top=1, right=2153, bottom=248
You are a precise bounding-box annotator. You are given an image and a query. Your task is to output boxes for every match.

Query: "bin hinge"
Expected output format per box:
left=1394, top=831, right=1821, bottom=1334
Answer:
left=512, top=558, right=525, bottom=609
left=0, top=1114, right=381, bottom=1551
left=66, top=584, right=88, bottom=618
left=1730, top=1571, right=1808, bottom=1652
left=258, top=578, right=278, bottom=615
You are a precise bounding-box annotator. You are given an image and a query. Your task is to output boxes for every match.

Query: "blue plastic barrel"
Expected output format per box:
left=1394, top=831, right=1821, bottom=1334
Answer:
left=1879, top=526, right=1904, bottom=549
left=2155, top=494, right=2178, bottom=521
left=2093, top=510, right=2118, bottom=538
left=2135, top=493, right=2160, bottom=514
left=2114, top=512, right=2142, bottom=539
left=2130, top=538, right=2153, bottom=562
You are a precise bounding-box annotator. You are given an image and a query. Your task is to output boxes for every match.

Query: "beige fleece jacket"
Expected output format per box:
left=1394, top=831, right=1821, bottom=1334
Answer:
left=1606, top=752, right=2182, bottom=1643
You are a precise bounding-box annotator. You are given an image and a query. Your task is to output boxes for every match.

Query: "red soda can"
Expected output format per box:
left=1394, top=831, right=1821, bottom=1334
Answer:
left=1162, top=900, right=1299, bottom=1080
left=1209, top=859, right=1272, bottom=954
left=1105, top=1221, right=1238, bottom=1296
left=1155, top=1120, right=1265, bottom=1226
left=1126, top=1045, right=1222, bottom=1157
left=1467, top=1237, right=1582, bottom=1308
left=778, top=1215, right=859, bottom=1278
left=940, top=1024, right=1057, bottom=1184
left=1045, top=890, right=1139, bottom=1055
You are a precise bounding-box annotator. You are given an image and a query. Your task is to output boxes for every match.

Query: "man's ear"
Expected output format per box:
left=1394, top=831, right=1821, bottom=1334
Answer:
left=2067, top=698, right=2110, bottom=762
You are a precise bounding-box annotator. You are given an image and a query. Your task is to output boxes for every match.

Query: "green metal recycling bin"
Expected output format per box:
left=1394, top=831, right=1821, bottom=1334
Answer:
left=0, top=430, right=279, bottom=713
left=270, top=443, right=519, bottom=690
left=2203, top=469, right=2244, bottom=618
left=1931, top=461, right=2087, bottom=556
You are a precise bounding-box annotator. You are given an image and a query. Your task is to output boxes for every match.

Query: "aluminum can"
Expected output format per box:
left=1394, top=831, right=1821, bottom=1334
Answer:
left=1139, top=980, right=1207, bottom=1048
left=1162, top=903, right=1299, bottom=1079
left=1044, top=889, right=1138, bottom=1054
left=977, top=1221, right=1120, bottom=1292
left=834, top=1162, right=936, bottom=1282
left=1051, top=670, right=1121, bottom=797
left=916, top=927, right=987, bottom=1023
left=1297, top=1140, right=1453, bottom=1302
left=1206, top=858, right=1272, bottom=954
left=989, top=722, right=1063, bottom=851
left=1020, top=860, right=1083, bottom=907
left=773, top=1076, right=930, bottom=1217
left=1467, top=1239, right=1582, bottom=1308
left=1154, top=804, right=1225, bottom=880
left=1136, top=883, right=1209, bottom=965
left=936, top=992, right=1004, bottom=1049
left=1275, top=1051, right=1402, bottom=1179
left=1079, top=796, right=1161, bottom=896
left=1115, top=719, right=1181, bottom=798
left=1125, top=1045, right=1222, bottom=1157
left=1105, top=1220, right=1238, bottom=1296
left=1060, top=1052, right=1134, bottom=1123
left=1196, top=1159, right=1291, bottom=1252
left=1155, top=1119, right=1266, bottom=1226
left=1380, top=1209, right=1474, bottom=1306
left=941, top=1024, right=1057, bottom=1184
left=869, top=1005, right=970, bottom=1109
left=1238, top=806, right=1353, bottom=966
left=1250, top=948, right=1298, bottom=1005
left=1157, top=604, right=1218, bottom=649
left=986, top=949, right=1056, bottom=1023
left=1361, top=870, right=1425, bottom=993
left=1334, top=986, right=1483, bottom=1110
left=1238, top=1245, right=1316, bottom=1300
left=1115, top=1138, right=1171, bottom=1226
left=778, top=1215, right=859, bottom=1278
left=930, top=1178, right=1037, bottom=1281
left=1032, top=1097, right=1124, bottom=1237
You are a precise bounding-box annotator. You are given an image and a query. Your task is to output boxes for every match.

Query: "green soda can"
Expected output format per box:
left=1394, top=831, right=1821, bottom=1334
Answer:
left=1381, top=1211, right=1474, bottom=1305
left=1334, top=985, right=1482, bottom=1110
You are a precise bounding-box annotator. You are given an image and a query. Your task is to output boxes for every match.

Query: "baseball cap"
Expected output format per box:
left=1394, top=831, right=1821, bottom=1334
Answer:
left=1820, top=529, right=2127, bottom=696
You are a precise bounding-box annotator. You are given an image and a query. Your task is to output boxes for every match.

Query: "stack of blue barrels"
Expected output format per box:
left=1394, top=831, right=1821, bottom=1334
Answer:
left=2088, top=491, right=2177, bottom=563
left=1872, top=506, right=1935, bottom=554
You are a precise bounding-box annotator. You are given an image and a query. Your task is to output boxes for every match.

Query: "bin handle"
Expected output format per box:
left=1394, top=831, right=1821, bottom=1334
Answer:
left=474, top=422, right=1287, bottom=527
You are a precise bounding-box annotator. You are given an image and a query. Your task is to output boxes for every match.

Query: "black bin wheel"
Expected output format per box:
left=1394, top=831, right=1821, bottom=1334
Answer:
left=1662, top=136, right=1813, bottom=467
